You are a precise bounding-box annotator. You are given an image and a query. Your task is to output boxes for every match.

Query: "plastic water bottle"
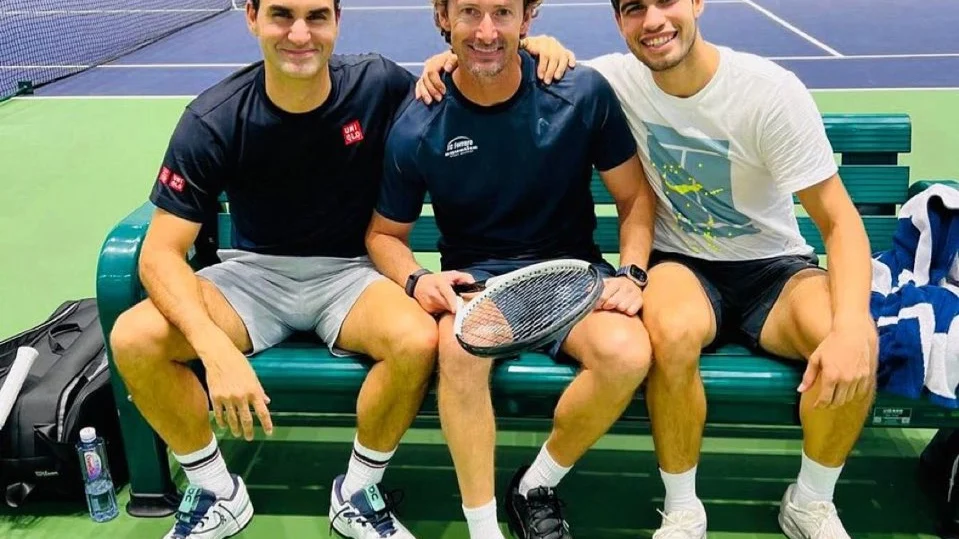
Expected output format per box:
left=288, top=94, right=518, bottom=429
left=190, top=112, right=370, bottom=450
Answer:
left=76, top=426, right=119, bottom=522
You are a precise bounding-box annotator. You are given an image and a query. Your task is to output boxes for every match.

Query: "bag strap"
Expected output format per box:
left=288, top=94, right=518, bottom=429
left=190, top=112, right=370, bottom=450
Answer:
left=47, top=323, right=82, bottom=354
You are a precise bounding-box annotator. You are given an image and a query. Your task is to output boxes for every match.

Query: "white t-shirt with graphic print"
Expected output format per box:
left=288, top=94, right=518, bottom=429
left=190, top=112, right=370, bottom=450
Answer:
left=587, top=46, right=838, bottom=261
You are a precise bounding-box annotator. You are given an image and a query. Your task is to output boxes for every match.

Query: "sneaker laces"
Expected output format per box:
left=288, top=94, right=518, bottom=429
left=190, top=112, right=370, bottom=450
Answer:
left=329, top=489, right=406, bottom=537
left=799, top=501, right=848, bottom=538
left=171, top=486, right=216, bottom=538
left=652, top=509, right=705, bottom=538
left=524, top=487, right=569, bottom=539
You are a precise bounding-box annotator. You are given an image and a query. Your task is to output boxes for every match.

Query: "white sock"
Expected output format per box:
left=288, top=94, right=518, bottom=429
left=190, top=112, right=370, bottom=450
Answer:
left=463, top=498, right=505, bottom=539
left=174, top=435, right=235, bottom=499
left=661, top=466, right=704, bottom=515
left=792, top=450, right=843, bottom=506
left=519, top=444, right=572, bottom=497
left=341, top=435, right=396, bottom=497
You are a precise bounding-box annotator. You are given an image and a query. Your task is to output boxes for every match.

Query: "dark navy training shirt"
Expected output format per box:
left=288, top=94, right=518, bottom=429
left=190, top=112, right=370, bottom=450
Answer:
left=150, top=54, right=415, bottom=257
left=376, top=51, right=637, bottom=269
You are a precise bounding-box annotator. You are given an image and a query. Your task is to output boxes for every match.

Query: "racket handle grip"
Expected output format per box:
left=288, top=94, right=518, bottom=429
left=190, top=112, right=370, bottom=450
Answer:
left=0, top=347, right=39, bottom=432
left=453, top=282, right=485, bottom=294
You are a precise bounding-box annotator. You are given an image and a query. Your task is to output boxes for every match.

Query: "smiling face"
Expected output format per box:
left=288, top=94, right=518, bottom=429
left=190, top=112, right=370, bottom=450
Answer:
left=246, top=0, right=339, bottom=80
left=614, top=0, right=704, bottom=72
left=436, top=0, right=533, bottom=79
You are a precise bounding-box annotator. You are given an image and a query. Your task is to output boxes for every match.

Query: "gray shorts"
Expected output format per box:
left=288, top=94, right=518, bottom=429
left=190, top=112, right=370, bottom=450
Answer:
left=197, top=249, right=384, bottom=355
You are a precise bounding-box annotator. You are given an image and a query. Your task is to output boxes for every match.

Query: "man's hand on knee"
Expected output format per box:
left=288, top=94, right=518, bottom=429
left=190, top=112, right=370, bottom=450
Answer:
left=598, top=276, right=644, bottom=316
left=201, top=334, right=273, bottom=440
left=798, top=315, right=878, bottom=409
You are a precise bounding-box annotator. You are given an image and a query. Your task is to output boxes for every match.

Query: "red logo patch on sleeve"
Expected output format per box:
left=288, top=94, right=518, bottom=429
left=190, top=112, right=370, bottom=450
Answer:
left=158, top=166, right=171, bottom=184
left=168, top=174, right=185, bottom=192
left=342, top=120, right=364, bottom=145
left=157, top=166, right=185, bottom=192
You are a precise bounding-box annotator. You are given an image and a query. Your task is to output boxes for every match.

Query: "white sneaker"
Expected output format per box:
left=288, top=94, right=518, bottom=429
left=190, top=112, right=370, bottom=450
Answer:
left=163, top=475, right=253, bottom=539
left=778, top=483, right=851, bottom=539
left=651, top=508, right=707, bottom=539
left=328, top=475, right=415, bottom=538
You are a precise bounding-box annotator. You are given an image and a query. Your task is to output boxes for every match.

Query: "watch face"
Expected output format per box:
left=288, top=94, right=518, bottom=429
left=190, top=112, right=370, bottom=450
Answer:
left=628, top=265, right=647, bottom=284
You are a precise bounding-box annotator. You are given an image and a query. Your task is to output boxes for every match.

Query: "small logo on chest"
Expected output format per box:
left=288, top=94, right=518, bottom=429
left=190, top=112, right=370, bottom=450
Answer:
left=342, top=120, right=364, bottom=145
left=445, top=136, right=478, bottom=158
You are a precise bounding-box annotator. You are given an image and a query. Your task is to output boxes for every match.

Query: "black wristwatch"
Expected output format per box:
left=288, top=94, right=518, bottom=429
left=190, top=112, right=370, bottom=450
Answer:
left=405, top=268, right=432, bottom=297
left=616, top=264, right=648, bottom=289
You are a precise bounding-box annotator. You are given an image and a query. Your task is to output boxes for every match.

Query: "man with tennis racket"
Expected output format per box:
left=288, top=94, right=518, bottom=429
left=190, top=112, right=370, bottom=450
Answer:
left=105, top=1, right=573, bottom=538
left=416, top=0, right=878, bottom=537
left=366, top=1, right=657, bottom=538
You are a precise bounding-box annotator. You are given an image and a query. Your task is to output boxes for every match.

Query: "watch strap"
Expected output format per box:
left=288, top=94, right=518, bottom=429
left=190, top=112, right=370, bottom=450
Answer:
left=405, top=268, right=432, bottom=297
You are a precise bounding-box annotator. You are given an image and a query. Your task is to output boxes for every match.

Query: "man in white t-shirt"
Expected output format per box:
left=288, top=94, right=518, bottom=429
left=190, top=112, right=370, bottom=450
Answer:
left=414, top=1, right=879, bottom=537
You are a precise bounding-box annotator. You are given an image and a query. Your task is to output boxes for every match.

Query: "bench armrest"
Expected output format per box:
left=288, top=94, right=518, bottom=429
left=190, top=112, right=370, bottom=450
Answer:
left=96, top=202, right=155, bottom=337
left=909, top=179, right=959, bottom=198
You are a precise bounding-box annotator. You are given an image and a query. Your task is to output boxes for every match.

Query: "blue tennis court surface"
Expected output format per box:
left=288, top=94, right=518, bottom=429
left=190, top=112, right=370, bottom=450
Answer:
left=12, top=0, right=959, bottom=96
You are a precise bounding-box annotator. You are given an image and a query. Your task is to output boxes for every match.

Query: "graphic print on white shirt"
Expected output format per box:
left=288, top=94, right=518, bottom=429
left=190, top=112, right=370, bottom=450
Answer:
left=644, top=122, right=760, bottom=246
left=587, top=47, right=839, bottom=261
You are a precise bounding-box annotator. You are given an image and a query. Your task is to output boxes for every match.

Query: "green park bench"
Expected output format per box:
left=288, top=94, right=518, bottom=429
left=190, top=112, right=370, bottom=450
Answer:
left=95, top=113, right=959, bottom=527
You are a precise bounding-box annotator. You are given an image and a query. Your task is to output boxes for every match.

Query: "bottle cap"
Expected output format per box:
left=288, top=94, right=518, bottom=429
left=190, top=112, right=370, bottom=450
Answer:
left=80, top=427, right=97, bottom=443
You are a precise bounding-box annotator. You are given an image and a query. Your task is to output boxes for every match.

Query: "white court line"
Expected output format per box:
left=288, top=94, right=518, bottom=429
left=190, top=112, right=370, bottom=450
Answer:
left=772, top=52, right=959, bottom=61
left=0, top=9, right=226, bottom=15
left=741, top=0, right=843, bottom=57
left=13, top=87, right=959, bottom=100
left=0, top=0, right=741, bottom=15
left=339, top=0, right=742, bottom=9
left=5, top=52, right=959, bottom=70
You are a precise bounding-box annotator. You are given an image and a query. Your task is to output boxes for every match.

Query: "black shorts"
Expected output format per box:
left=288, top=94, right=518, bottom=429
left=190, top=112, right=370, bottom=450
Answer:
left=648, top=250, right=823, bottom=350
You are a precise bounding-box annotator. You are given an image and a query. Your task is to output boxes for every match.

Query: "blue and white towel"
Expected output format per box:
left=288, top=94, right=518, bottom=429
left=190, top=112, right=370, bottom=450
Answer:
left=870, top=184, right=959, bottom=407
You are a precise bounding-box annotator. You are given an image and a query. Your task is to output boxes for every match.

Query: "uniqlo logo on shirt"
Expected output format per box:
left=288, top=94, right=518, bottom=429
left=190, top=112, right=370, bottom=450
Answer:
left=158, top=166, right=185, bottom=192
left=342, top=120, right=364, bottom=145
left=158, top=166, right=171, bottom=184
left=168, top=173, right=185, bottom=192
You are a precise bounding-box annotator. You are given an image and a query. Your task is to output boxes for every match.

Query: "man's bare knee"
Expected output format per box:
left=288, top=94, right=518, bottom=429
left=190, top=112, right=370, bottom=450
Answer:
left=645, top=307, right=708, bottom=378
left=438, top=351, right=491, bottom=397
left=110, top=301, right=187, bottom=375
left=580, top=324, right=651, bottom=393
left=381, top=312, right=439, bottom=386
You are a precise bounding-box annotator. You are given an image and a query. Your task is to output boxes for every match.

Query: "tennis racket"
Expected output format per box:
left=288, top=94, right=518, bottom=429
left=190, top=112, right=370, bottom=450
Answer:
left=0, top=347, right=38, bottom=432
left=451, top=259, right=605, bottom=358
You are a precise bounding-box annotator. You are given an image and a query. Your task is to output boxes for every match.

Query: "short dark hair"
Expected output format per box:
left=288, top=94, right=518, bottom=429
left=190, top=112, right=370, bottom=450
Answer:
left=609, top=0, right=620, bottom=9
left=249, top=0, right=341, bottom=13
left=432, top=0, right=542, bottom=44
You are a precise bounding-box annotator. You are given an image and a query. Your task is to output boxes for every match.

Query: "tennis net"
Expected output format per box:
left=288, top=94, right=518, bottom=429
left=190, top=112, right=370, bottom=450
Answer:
left=0, top=1, right=235, bottom=101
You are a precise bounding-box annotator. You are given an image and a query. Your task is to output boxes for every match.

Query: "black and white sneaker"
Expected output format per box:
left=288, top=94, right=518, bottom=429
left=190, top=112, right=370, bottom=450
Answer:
left=505, top=465, right=572, bottom=539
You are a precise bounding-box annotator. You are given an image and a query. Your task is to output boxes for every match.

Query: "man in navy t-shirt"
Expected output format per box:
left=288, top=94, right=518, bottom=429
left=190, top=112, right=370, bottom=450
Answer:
left=108, top=1, right=460, bottom=537
left=366, top=1, right=657, bottom=537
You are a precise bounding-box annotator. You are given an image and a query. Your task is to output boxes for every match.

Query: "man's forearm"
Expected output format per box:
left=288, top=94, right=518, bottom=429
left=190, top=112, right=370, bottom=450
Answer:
left=139, top=248, right=228, bottom=355
left=823, top=214, right=873, bottom=325
left=366, top=231, right=425, bottom=287
left=616, top=182, right=656, bottom=269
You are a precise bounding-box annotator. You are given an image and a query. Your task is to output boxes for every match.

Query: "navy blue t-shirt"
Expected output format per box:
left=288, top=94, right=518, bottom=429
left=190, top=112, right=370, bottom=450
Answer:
left=376, top=52, right=637, bottom=269
left=150, top=54, right=415, bottom=257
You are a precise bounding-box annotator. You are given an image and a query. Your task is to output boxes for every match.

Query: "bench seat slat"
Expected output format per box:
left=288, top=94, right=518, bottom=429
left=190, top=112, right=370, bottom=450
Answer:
left=250, top=341, right=959, bottom=427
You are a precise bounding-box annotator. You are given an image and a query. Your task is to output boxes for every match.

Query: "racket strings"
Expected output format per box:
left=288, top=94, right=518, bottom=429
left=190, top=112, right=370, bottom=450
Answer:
left=459, top=270, right=599, bottom=347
